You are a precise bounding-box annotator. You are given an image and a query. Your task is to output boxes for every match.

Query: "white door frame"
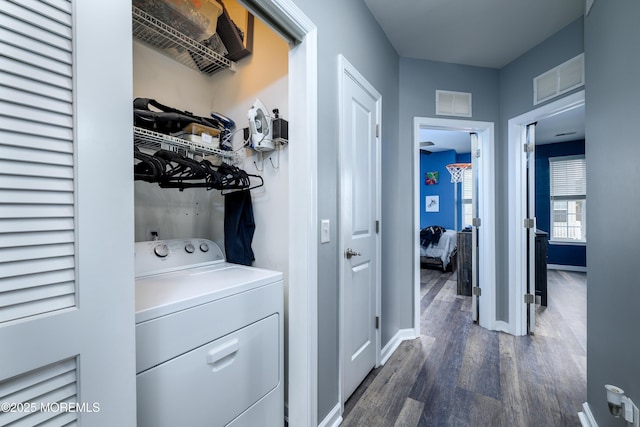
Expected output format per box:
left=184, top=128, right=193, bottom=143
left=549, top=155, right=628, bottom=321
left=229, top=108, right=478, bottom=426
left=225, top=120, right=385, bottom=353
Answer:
left=337, top=54, right=382, bottom=408
left=507, top=90, right=585, bottom=336
left=238, top=0, right=319, bottom=424
left=413, top=117, right=496, bottom=332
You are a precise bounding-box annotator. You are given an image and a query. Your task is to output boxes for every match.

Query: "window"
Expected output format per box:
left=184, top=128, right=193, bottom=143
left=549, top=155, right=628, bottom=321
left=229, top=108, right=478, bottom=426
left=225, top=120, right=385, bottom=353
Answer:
left=549, top=155, right=586, bottom=242
left=461, top=168, right=473, bottom=227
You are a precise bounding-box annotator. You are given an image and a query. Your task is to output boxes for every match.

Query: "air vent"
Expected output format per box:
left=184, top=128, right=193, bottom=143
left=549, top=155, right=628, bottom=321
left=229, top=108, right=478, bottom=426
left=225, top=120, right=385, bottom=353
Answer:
left=436, top=90, right=472, bottom=117
left=534, top=54, right=584, bottom=105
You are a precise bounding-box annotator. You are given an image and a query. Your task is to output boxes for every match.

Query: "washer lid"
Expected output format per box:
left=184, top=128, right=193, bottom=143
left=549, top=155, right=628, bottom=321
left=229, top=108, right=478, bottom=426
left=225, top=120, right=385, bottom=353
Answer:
left=135, top=263, right=283, bottom=323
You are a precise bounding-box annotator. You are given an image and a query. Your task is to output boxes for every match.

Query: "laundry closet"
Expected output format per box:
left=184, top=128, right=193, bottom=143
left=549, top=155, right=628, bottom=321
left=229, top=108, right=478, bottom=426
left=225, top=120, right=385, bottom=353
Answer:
left=131, top=1, right=289, bottom=425
left=133, top=1, right=289, bottom=276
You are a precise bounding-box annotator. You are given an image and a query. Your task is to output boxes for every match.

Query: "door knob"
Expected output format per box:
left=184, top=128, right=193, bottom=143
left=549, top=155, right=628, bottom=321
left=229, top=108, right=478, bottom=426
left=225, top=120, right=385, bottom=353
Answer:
left=345, top=248, right=361, bottom=259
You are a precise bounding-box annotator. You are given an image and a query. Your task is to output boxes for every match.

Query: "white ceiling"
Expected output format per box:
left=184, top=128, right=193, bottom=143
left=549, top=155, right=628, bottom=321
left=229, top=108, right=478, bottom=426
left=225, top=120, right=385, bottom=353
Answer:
left=364, top=0, right=585, bottom=69
left=371, top=0, right=587, bottom=152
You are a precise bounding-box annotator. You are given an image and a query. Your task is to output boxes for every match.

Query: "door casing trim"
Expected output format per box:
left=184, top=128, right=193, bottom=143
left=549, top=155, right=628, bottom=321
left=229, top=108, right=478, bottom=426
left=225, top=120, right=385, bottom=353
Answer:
left=508, top=90, right=585, bottom=336
left=413, top=117, right=496, bottom=332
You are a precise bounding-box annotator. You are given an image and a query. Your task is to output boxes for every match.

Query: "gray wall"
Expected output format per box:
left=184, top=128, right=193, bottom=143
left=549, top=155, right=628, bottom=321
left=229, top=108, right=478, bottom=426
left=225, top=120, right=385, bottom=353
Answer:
left=397, top=58, right=500, bottom=328
left=584, top=2, right=640, bottom=425
left=498, top=17, right=584, bottom=321
left=290, top=0, right=400, bottom=420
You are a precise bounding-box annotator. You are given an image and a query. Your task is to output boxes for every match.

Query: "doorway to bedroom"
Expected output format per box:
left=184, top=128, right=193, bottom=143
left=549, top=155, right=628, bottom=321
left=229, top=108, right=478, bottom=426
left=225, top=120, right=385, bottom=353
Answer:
left=412, top=117, right=496, bottom=333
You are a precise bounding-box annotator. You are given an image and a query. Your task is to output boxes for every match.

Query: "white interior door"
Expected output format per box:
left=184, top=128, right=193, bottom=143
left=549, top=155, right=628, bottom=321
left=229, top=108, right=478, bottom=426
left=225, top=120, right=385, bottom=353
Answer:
left=339, top=56, right=381, bottom=402
left=525, top=123, right=537, bottom=333
left=0, top=1, right=136, bottom=424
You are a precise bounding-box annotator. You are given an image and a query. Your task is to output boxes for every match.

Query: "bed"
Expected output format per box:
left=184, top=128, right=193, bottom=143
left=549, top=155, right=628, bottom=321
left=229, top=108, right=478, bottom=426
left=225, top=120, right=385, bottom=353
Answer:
left=420, top=227, right=458, bottom=271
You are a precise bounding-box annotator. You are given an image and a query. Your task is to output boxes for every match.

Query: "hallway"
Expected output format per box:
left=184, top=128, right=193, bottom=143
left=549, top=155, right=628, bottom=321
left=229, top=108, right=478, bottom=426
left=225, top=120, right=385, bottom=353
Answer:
left=341, top=269, right=587, bottom=426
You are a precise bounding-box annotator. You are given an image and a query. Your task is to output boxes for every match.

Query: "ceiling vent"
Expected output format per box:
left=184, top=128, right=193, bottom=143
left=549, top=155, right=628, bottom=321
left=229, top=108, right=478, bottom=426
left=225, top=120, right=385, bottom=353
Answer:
left=534, top=53, right=584, bottom=105
left=436, top=90, right=472, bottom=117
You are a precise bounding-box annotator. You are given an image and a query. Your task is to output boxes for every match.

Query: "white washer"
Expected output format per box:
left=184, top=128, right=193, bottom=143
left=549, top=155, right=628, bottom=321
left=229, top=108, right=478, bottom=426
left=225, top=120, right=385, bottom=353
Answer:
left=134, top=238, right=283, bottom=427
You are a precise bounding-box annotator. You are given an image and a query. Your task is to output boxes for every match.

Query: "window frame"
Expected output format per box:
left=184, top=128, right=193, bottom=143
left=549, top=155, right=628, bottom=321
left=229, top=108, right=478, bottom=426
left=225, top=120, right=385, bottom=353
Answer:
left=549, top=155, right=586, bottom=244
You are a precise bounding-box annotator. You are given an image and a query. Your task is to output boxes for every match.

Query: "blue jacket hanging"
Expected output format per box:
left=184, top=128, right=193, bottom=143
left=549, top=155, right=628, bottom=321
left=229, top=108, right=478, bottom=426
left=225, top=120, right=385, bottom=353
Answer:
left=224, top=190, right=255, bottom=266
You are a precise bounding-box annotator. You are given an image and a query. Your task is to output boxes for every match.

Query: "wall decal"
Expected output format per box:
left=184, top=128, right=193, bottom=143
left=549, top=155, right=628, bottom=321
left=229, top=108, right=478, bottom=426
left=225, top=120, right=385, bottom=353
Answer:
left=425, top=195, right=439, bottom=212
left=425, top=171, right=439, bottom=185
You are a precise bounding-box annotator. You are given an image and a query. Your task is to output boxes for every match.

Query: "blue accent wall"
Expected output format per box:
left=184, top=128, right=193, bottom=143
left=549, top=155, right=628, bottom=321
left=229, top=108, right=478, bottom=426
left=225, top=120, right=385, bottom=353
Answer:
left=420, top=150, right=456, bottom=229
left=535, top=140, right=586, bottom=267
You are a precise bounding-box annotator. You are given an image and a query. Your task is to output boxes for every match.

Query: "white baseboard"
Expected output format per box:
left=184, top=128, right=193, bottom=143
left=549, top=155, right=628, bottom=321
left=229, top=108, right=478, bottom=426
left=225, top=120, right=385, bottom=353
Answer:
left=493, top=320, right=511, bottom=334
left=578, top=402, right=598, bottom=427
left=548, top=264, right=587, bottom=273
left=318, top=402, right=342, bottom=427
left=380, top=328, right=416, bottom=365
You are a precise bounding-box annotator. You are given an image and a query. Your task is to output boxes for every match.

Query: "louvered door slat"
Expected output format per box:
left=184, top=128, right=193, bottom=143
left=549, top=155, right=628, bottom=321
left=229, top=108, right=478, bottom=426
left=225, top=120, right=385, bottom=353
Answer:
left=0, top=205, right=73, bottom=220
left=0, top=243, right=74, bottom=263
left=39, top=0, right=72, bottom=15
left=0, top=58, right=72, bottom=91
left=0, top=230, right=75, bottom=248
left=0, top=7, right=72, bottom=53
left=0, top=161, right=73, bottom=179
left=0, top=218, right=73, bottom=234
left=0, top=269, right=74, bottom=293
left=0, top=1, right=72, bottom=39
left=0, top=27, right=72, bottom=65
left=0, top=190, right=74, bottom=205
left=0, top=73, right=73, bottom=104
left=1, top=282, right=74, bottom=308
left=0, top=294, right=75, bottom=323
left=0, top=358, right=75, bottom=397
left=0, top=175, right=73, bottom=192
left=0, top=257, right=74, bottom=280
left=0, top=131, right=73, bottom=154
left=0, top=116, right=74, bottom=141
left=0, top=101, right=73, bottom=129
left=9, top=0, right=72, bottom=27
left=0, top=42, right=72, bottom=78
left=0, top=145, right=73, bottom=166
left=0, top=86, right=74, bottom=116
left=0, top=358, right=77, bottom=425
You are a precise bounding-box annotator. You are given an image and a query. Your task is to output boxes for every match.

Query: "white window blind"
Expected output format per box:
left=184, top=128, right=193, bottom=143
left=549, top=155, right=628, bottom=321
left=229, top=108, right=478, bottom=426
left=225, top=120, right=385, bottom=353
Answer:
left=549, top=155, right=586, bottom=241
left=0, top=0, right=76, bottom=324
left=550, top=156, right=586, bottom=199
left=461, top=168, right=472, bottom=227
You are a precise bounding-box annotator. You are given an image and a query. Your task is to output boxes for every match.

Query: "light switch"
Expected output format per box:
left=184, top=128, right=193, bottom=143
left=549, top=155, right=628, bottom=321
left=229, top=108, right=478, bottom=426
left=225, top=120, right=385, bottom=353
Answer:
left=320, top=219, right=330, bottom=243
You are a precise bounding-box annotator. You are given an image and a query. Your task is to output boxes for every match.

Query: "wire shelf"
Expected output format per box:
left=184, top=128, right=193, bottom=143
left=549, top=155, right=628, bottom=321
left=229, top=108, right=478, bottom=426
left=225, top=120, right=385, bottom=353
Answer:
left=132, top=6, right=233, bottom=75
left=134, top=127, right=239, bottom=161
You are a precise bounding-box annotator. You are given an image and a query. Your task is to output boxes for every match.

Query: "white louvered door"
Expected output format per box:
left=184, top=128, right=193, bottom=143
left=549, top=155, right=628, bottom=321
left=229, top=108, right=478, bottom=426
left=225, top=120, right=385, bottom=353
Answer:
left=0, top=1, right=136, bottom=425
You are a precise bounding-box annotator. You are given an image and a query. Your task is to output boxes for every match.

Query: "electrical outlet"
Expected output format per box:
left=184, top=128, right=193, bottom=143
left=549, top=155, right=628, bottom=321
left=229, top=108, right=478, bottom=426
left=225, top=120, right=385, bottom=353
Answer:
left=145, top=226, right=159, bottom=241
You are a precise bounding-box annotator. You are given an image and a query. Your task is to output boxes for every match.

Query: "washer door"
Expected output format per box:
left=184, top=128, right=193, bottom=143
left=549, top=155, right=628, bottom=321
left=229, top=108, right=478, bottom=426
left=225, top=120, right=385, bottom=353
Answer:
left=137, top=314, right=279, bottom=427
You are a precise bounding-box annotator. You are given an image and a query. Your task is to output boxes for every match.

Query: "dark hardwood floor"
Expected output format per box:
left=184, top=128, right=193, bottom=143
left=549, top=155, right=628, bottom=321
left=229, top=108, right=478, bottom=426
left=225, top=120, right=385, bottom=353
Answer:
left=341, top=268, right=587, bottom=426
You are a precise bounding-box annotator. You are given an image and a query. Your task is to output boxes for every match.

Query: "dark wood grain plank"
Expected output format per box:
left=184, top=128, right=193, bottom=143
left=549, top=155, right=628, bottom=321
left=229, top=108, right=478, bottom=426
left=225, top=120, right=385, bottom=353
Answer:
left=341, top=268, right=587, bottom=427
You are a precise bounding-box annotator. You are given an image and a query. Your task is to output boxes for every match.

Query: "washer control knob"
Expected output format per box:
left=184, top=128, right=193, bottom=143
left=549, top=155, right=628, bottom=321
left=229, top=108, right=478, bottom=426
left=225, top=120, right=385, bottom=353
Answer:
left=185, top=243, right=195, bottom=254
left=200, top=242, right=210, bottom=252
left=154, top=244, right=169, bottom=258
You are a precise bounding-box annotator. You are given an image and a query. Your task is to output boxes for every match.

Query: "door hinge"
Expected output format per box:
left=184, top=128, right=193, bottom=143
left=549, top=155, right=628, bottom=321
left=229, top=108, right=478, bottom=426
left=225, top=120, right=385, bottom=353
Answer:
left=376, top=124, right=380, bottom=138
left=524, top=218, right=535, bottom=229
left=524, top=293, right=535, bottom=304
left=473, top=149, right=481, bottom=158
left=375, top=316, right=380, bottom=330
left=376, top=220, right=380, bottom=234
left=523, top=143, right=534, bottom=153
left=472, top=217, right=481, bottom=227
left=472, top=286, right=481, bottom=296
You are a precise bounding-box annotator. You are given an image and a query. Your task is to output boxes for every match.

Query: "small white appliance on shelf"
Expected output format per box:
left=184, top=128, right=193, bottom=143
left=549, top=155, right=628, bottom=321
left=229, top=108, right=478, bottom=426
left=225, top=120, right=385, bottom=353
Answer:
left=247, top=98, right=275, bottom=151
